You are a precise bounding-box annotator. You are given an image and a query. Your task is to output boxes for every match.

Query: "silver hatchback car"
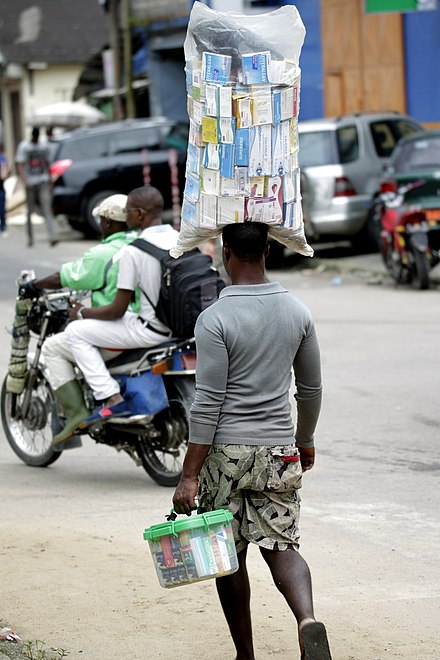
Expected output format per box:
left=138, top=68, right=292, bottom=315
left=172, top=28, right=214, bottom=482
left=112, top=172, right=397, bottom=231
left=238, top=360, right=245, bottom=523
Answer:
left=298, top=112, right=424, bottom=249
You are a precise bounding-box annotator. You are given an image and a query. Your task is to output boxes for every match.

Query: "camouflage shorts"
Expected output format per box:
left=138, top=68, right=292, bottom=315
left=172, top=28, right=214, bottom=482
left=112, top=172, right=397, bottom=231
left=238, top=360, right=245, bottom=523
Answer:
left=198, top=444, right=302, bottom=553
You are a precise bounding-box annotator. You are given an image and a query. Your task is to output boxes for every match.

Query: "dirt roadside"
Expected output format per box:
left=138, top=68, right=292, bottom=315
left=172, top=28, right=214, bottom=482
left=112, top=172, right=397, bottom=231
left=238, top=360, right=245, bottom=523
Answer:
left=1, top=484, right=438, bottom=660
left=1, top=267, right=439, bottom=660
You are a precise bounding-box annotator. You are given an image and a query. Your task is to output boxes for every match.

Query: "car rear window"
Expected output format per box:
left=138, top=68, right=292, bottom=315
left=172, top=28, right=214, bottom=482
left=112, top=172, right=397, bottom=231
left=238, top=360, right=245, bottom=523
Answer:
left=299, top=126, right=359, bottom=166
left=336, top=125, right=359, bottom=163
left=370, top=119, right=422, bottom=158
left=391, top=136, right=440, bottom=172
left=299, top=130, right=338, bottom=167
left=57, top=134, right=108, bottom=160
left=111, top=128, right=165, bottom=155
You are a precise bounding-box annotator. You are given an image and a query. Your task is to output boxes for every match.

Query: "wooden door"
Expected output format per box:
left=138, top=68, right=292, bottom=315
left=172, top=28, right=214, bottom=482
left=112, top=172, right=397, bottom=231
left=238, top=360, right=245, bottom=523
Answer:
left=321, top=0, right=406, bottom=116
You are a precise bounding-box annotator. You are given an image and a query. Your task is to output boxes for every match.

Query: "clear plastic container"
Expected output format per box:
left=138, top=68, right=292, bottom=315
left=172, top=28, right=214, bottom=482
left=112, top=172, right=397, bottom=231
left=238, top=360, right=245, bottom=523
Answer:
left=143, top=509, right=238, bottom=589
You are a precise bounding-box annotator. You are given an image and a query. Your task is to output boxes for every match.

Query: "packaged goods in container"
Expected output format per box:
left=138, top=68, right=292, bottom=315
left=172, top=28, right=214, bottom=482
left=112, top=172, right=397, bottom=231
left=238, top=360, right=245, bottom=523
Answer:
left=144, top=509, right=238, bottom=589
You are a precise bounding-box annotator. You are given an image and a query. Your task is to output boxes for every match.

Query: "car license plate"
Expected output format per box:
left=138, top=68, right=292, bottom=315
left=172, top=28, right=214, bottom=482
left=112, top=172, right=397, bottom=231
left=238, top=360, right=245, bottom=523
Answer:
left=425, top=209, right=440, bottom=221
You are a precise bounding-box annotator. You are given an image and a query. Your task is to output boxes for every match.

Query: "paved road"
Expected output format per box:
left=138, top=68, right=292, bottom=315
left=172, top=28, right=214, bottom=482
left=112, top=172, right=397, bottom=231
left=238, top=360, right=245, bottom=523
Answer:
left=0, top=219, right=439, bottom=659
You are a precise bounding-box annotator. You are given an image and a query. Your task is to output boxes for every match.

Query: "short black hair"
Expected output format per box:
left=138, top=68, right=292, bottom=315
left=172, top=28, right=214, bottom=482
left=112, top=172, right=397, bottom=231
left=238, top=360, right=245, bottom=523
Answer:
left=129, top=185, right=164, bottom=214
left=222, top=222, right=268, bottom=262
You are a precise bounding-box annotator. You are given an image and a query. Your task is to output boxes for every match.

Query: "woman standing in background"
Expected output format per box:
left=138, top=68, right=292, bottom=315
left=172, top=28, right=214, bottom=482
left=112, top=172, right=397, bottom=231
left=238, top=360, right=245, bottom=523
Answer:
left=0, top=143, right=10, bottom=238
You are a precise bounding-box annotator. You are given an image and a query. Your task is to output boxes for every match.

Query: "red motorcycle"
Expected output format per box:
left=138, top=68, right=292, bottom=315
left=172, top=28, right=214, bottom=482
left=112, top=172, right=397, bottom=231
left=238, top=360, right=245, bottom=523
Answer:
left=371, top=130, right=440, bottom=290
left=377, top=181, right=440, bottom=290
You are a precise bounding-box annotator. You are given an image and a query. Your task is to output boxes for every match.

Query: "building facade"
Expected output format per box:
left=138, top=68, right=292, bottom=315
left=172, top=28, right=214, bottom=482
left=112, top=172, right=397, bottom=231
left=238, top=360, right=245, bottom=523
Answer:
left=140, top=0, right=439, bottom=127
left=0, top=0, right=108, bottom=163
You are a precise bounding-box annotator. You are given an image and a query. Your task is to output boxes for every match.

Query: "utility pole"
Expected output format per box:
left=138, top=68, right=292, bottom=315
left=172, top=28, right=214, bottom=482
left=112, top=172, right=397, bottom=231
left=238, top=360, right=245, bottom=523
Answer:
left=108, top=0, right=124, bottom=120
left=122, top=0, right=135, bottom=118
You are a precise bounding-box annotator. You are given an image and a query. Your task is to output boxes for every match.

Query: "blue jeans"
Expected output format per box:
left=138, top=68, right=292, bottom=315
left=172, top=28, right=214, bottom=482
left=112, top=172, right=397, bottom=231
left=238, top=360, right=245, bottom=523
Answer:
left=0, top=189, right=6, bottom=232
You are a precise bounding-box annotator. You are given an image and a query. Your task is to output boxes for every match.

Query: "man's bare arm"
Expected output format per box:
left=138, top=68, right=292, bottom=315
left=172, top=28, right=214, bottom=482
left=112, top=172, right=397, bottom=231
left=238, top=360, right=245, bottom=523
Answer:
left=33, top=273, right=62, bottom=289
left=16, top=163, right=26, bottom=183
left=172, top=442, right=211, bottom=515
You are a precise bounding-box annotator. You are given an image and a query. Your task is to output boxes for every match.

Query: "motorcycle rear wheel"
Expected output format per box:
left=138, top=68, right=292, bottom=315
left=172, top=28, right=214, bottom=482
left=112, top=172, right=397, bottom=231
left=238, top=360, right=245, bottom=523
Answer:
left=136, top=402, right=188, bottom=487
left=411, top=248, right=430, bottom=290
left=1, top=374, right=62, bottom=467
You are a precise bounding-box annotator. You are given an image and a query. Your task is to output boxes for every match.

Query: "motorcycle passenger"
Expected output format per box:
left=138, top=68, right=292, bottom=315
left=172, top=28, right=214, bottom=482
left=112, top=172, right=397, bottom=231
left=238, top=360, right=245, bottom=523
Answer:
left=64, top=185, right=179, bottom=428
left=19, top=194, right=140, bottom=445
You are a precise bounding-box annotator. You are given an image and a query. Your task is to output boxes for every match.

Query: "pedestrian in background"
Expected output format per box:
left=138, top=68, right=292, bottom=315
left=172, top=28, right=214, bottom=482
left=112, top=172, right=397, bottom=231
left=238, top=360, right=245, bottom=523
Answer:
left=15, top=126, right=58, bottom=247
left=173, top=222, right=332, bottom=660
left=0, top=142, right=10, bottom=238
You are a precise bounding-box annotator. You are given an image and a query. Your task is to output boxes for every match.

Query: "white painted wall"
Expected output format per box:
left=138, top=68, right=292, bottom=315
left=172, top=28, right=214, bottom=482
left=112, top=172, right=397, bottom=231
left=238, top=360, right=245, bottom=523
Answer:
left=22, top=63, right=83, bottom=124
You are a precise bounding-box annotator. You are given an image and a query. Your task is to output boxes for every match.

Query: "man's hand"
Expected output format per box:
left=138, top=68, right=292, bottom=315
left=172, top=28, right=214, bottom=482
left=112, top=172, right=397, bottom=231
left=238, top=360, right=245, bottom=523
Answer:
left=68, top=300, right=85, bottom=321
left=201, top=238, right=216, bottom=262
left=19, top=280, right=40, bottom=300
left=173, top=477, right=199, bottom=515
left=173, top=442, right=210, bottom=514
left=298, top=446, right=315, bottom=471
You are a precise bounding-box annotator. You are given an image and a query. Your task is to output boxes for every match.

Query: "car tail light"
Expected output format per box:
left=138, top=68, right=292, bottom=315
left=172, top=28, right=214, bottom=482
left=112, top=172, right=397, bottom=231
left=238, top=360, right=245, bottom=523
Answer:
left=334, top=176, right=357, bottom=197
left=380, top=179, right=398, bottom=194
left=50, top=159, right=73, bottom=182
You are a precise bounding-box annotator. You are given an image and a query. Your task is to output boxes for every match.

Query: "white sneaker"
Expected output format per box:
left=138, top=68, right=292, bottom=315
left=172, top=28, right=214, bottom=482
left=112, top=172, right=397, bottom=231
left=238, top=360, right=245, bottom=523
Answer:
left=1, top=230, right=9, bottom=238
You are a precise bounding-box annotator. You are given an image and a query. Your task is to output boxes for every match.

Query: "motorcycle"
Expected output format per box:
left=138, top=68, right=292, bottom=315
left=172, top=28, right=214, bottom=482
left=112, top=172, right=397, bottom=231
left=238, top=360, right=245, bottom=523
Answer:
left=372, top=180, right=440, bottom=290
left=1, top=273, right=196, bottom=487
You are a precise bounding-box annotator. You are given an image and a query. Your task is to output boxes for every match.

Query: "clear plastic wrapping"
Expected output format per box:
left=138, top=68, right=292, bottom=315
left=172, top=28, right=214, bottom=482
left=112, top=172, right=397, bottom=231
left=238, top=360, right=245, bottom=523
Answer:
left=171, top=1, right=313, bottom=259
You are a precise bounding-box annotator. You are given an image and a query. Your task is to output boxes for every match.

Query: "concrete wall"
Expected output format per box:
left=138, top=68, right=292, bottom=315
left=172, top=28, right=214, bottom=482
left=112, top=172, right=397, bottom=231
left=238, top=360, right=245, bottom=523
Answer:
left=21, top=64, right=83, bottom=133
left=0, top=63, right=83, bottom=164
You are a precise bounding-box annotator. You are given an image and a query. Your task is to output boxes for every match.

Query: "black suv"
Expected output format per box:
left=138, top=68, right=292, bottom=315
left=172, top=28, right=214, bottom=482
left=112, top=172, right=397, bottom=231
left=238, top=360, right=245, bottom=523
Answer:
left=50, top=117, right=188, bottom=235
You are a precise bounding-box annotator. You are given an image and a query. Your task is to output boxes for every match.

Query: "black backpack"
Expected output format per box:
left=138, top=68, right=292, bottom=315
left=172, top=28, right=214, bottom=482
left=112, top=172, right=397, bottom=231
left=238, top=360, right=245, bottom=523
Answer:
left=131, top=238, right=225, bottom=338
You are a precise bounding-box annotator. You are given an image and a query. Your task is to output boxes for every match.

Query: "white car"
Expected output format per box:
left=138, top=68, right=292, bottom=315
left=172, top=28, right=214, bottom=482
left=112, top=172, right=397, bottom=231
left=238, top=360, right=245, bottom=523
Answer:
left=298, top=112, right=424, bottom=250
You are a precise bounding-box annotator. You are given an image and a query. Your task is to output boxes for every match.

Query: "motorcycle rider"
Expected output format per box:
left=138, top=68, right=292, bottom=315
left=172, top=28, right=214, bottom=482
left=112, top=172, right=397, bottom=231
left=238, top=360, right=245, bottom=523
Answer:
left=64, top=185, right=179, bottom=428
left=19, top=194, right=140, bottom=444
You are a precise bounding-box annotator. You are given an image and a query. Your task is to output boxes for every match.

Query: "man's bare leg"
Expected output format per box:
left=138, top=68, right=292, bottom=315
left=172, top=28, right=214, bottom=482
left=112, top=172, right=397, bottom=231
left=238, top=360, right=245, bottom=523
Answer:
left=215, top=546, right=255, bottom=660
left=260, top=547, right=331, bottom=659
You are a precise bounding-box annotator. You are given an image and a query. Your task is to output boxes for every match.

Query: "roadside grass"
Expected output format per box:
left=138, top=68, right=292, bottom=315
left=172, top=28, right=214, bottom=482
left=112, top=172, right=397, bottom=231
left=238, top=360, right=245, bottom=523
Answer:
left=23, top=641, right=69, bottom=660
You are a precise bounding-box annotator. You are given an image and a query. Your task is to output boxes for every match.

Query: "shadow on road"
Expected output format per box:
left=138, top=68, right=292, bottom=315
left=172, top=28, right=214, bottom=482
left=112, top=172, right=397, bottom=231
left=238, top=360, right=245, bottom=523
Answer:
left=277, top=240, right=379, bottom=271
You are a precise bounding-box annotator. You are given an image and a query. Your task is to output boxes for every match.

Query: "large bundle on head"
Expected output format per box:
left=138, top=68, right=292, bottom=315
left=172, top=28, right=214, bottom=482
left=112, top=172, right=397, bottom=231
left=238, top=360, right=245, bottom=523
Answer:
left=171, top=1, right=312, bottom=259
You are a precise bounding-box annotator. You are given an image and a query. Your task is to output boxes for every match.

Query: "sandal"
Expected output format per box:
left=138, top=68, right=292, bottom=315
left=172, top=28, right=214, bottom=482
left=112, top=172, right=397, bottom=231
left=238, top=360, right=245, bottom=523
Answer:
left=300, top=621, right=332, bottom=660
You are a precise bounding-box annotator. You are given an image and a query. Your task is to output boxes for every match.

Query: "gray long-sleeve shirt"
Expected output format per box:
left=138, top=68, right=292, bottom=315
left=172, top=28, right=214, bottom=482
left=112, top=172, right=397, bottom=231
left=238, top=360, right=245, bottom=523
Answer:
left=189, top=282, right=322, bottom=448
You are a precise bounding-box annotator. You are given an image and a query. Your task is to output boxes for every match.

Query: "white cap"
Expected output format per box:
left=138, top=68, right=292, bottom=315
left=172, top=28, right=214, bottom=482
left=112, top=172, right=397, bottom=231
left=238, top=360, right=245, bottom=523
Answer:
left=92, top=194, right=128, bottom=223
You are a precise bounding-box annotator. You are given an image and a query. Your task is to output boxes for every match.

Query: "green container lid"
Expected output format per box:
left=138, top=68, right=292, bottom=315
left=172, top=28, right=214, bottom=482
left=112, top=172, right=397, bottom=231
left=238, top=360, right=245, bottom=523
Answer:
left=143, top=508, right=233, bottom=541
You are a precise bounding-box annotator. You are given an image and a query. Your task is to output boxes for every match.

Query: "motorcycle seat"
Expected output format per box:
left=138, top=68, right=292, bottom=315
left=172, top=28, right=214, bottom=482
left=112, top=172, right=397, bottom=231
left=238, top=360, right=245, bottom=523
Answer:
left=104, top=341, right=183, bottom=370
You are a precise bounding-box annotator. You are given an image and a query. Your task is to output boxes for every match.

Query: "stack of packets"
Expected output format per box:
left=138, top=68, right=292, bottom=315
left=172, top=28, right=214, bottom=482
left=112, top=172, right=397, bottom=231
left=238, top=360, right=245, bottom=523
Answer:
left=148, top=520, right=238, bottom=589
left=170, top=2, right=312, bottom=259
left=182, top=49, right=302, bottom=232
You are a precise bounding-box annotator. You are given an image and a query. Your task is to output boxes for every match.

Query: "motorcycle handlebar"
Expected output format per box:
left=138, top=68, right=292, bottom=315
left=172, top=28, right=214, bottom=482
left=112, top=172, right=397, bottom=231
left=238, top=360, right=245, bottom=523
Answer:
left=44, top=291, right=76, bottom=301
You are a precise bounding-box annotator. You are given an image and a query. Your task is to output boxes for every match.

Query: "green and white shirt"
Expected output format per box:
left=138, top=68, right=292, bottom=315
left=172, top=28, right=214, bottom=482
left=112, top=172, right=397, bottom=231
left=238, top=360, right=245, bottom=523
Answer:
left=60, top=231, right=140, bottom=310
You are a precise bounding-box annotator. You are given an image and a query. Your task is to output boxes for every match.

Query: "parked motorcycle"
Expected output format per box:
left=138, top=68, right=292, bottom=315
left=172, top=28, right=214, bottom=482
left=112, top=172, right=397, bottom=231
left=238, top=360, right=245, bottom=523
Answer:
left=1, top=274, right=196, bottom=487
left=371, top=130, right=440, bottom=290
left=373, top=181, right=440, bottom=289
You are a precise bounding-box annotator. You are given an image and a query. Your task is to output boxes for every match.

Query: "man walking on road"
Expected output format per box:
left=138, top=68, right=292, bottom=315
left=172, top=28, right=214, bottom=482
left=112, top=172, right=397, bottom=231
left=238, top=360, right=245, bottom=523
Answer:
left=173, top=222, right=332, bottom=660
left=15, top=126, right=58, bottom=247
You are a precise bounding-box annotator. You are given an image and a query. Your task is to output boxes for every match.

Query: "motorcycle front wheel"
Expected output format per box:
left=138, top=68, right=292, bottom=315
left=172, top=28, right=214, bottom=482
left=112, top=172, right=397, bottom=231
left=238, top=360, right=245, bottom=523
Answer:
left=411, top=248, right=430, bottom=290
left=136, top=401, right=188, bottom=487
left=1, top=374, right=62, bottom=467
